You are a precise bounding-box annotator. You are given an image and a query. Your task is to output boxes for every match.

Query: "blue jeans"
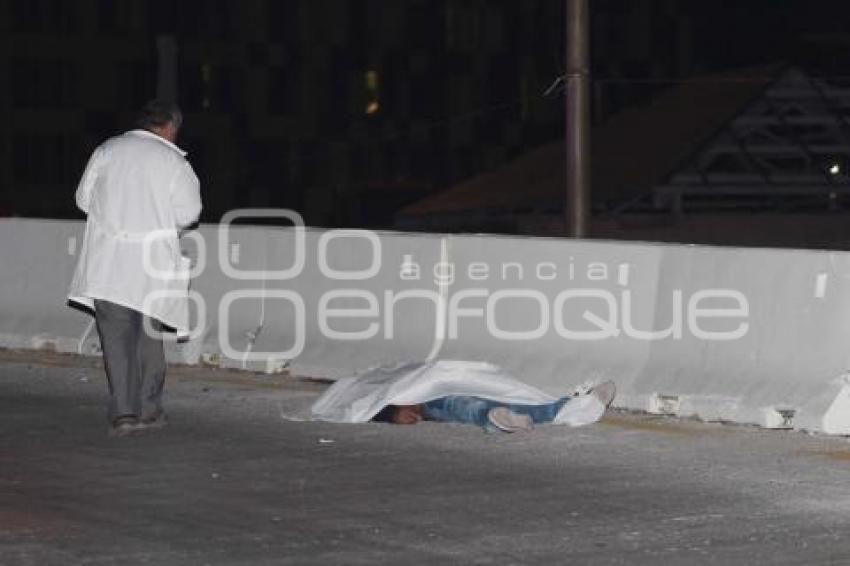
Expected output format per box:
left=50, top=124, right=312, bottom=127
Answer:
left=421, top=396, right=569, bottom=430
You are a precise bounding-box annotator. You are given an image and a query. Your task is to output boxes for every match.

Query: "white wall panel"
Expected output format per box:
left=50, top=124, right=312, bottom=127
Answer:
left=4, top=218, right=850, bottom=433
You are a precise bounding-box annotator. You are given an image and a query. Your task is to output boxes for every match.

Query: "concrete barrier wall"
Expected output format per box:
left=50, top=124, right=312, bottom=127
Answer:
left=434, top=235, right=663, bottom=395
left=3, top=217, right=850, bottom=434
left=158, top=224, right=446, bottom=375
left=628, top=245, right=850, bottom=433
left=0, top=219, right=92, bottom=352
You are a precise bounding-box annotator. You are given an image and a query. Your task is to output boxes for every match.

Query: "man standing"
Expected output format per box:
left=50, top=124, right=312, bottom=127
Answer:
left=69, top=100, right=202, bottom=437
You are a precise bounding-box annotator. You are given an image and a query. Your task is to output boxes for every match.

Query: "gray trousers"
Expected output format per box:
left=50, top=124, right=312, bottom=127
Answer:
left=94, top=300, right=166, bottom=422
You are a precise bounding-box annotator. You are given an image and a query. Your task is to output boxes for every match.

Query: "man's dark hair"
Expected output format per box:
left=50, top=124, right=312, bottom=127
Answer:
left=371, top=405, right=398, bottom=423
left=136, top=99, right=183, bottom=130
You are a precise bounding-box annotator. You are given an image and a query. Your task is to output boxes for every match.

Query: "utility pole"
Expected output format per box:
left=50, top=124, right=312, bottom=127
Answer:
left=565, top=0, right=591, bottom=237
left=156, top=35, right=179, bottom=102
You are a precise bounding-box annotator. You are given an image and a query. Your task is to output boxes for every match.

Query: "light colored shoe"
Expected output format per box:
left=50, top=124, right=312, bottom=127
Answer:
left=487, top=407, right=533, bottom=433
left=551, top=381, right=615, bottom=428
left=552, top=394, right=605, bottom=427
left=589, top=381, right=616, bottom=408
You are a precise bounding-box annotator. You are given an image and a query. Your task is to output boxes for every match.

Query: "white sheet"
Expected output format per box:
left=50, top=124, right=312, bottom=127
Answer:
left=310, top=359, right=606, bottom=426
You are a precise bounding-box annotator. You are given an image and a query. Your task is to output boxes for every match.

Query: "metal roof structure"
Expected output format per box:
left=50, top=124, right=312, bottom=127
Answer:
left=397, top=65, right=850, bottom=234
left=651, top=68, right=850, bottom=214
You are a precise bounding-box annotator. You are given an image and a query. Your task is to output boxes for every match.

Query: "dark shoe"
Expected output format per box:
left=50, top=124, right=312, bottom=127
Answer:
left=138, top=411, right=168, bottom=431
left=108, top=415, right=140, bottom=438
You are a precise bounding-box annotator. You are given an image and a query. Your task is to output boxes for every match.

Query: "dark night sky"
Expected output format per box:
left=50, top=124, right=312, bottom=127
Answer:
left=6, top=0, right=850, bottom=228
left=582, top=0, right=850, bottom=79
left=681, top=0, right=850, bottom=73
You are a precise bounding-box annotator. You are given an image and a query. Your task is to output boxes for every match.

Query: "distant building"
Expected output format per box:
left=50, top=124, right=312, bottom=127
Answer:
left=397, top=66, right=850, bottom=249
left=1, top=0, right=705, bottom=225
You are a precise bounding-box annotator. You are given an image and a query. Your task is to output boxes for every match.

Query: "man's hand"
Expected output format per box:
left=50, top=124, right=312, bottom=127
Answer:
left=392, top=405, right=423, bottom=425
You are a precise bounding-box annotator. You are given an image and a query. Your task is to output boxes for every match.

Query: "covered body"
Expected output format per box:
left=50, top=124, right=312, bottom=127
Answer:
left=311, top=360, right=603, bottom=425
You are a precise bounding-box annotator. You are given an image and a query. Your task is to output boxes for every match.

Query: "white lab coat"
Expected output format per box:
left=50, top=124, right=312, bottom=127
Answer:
left=68, top=129, right=202, bottom=333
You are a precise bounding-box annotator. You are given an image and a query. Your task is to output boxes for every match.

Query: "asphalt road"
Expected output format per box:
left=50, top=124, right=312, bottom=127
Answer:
left=2, top=351, right=850, bottom=565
